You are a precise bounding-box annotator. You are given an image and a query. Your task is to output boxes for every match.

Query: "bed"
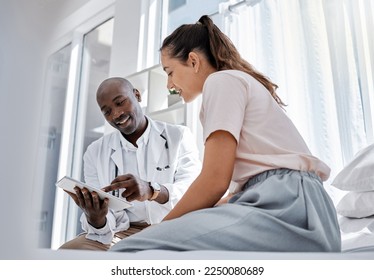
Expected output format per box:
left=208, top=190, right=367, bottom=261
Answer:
left=16, top=146, right=372, bottom=280
left=340, top=216, right=374, bottom=253
left=33, top=144, right=374, bottom=260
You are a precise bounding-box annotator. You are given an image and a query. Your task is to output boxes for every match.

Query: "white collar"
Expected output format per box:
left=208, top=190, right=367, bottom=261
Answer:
left=119, top=117, right=151, bottom=151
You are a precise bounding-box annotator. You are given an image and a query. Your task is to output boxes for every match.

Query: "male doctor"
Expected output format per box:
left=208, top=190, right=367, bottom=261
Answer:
left=59, top=77, right=201, bottom=250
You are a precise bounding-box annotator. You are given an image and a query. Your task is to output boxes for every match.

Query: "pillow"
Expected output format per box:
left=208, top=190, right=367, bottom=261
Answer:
left=331, top=143, right=374, bottom=191
left=336, top=191, right=374, bottom=218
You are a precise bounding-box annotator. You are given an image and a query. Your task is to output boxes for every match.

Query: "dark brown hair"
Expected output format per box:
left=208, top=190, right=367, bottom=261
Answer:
left=160, top=15, right=286, bottom=107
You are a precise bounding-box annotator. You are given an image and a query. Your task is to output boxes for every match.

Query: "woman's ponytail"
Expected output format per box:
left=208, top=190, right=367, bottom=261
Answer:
left=161, top=15, right=286, bottom=108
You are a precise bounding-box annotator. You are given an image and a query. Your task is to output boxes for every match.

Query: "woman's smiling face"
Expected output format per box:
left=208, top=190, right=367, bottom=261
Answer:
left=161, top=49, right=203, bottom=103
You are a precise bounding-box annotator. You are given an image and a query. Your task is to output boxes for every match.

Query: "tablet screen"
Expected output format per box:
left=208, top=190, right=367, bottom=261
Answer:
left=56, top=176, right=133, bottom=211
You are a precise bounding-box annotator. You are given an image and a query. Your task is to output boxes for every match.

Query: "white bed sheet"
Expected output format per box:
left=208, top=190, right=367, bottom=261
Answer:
left=30, top=214, right=374, bottom=259
left=34, top=248, right=373, bottom=260
left=326, top=184, right=374, bottom=253
left=30, top=220, right=374, bottom=260
left=40, top=216, right=371, bottom=259
left=33, top=215, right=374, bottom=260
left=340, top=215, right=374, bottom=252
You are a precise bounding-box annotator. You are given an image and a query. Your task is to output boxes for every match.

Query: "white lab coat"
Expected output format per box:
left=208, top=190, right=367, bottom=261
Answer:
left=80, top=118, right=201, bottom=244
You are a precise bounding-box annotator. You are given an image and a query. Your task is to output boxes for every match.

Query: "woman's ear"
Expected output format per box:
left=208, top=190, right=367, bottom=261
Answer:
left=188, top=52, right=200, bottom=73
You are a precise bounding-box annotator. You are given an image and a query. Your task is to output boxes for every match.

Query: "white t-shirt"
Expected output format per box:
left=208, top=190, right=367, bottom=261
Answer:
left=199, top=70, right=330, bottom=193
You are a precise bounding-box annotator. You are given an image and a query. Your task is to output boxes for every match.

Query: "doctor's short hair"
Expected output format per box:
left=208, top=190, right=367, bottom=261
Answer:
left=97, top=77, right=137, bottom=95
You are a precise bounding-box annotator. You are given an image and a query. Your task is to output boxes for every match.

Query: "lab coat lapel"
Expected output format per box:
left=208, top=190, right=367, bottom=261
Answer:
left=109, top=131, right=124, bottom=177
left=147, top=120, right=167, bottom=180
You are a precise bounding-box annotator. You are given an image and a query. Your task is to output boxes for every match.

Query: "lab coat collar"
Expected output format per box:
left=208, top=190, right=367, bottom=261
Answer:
left=119, top=118, right=151, bottom=152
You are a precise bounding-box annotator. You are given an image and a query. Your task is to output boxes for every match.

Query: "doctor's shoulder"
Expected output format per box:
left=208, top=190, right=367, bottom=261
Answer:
left=84, top=130, right=120, bottom=156
left=153, top=119, right=191, bottom=141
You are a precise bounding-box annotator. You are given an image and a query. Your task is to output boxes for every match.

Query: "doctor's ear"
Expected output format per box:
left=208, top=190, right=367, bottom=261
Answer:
left=133, top=88, right=142, bottom=102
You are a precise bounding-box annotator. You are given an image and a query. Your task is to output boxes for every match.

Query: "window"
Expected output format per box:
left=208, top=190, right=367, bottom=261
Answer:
left=66, top=18, right=115, bottom=240
left=168, top=0, right=186, bottom=12
left=49, top=0, right=164, bottom=249
left=220, top=0, right=374, bottom=202
left=50, top=5, right=116, bottom=248
left=35, top=44, right=72, bottom=248
left=164, top=0, right=227, bottom=34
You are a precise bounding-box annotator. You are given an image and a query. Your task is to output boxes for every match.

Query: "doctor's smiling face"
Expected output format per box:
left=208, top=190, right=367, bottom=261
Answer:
left=96, top=77, right=147, bottom=143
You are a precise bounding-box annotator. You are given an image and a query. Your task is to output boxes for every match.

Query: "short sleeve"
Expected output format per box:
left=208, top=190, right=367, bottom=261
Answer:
left=200, top=72, right=248, bottom=143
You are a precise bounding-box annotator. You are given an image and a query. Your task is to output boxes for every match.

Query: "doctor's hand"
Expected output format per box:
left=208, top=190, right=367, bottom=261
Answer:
left=64, top=187, right=109, bottom=229
left=101, top=174, right=152, bottom=202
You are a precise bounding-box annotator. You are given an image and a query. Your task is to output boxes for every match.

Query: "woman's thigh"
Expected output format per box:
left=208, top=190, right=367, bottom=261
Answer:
left=110, top=170, right=341, bottom=252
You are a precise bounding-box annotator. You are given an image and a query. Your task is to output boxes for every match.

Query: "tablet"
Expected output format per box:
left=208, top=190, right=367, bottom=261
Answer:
left=56, top=176, right=133, bottom=211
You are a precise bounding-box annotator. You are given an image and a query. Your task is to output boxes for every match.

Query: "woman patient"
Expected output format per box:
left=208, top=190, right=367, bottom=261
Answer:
left=110, top=15, right=341, bottom=252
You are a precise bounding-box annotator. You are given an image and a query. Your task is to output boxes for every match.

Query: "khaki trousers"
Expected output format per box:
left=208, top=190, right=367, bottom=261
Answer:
left=58, top=222, right=149, bottom=251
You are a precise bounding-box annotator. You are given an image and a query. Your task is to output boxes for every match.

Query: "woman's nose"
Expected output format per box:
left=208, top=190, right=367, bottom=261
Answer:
left=167, top=78, right=174, bottom=90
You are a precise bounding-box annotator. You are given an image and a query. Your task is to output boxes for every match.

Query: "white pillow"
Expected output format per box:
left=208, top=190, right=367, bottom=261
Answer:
left=336, top=191, right=374, bottom=218
left=331, top=143, right=374, bottom=191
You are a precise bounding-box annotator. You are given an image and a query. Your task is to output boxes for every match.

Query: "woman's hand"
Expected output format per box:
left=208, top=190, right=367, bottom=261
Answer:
left=163, top=130, right=237, bottom=221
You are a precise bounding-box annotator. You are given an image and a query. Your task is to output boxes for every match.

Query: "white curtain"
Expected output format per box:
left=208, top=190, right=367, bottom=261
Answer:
left=220, top=0, right=374, bottom=202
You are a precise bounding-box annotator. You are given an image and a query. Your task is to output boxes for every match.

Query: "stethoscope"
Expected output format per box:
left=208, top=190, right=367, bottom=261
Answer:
left=112, top=164, right=120, bottom=197
left=157, top=134, right=170, bottom=171
left=111, top=133, right=170, bottom=197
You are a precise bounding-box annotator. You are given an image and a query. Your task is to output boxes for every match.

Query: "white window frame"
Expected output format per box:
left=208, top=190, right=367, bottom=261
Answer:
left=51, top=0, right=115, bottom=250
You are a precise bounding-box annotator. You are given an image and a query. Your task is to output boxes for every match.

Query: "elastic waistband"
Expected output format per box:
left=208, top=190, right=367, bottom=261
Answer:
left=244, top=168, right=321, bottom=189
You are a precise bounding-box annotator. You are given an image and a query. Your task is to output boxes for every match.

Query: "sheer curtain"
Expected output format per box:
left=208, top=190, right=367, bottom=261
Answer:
left=220, top=0, right=374, bottom=202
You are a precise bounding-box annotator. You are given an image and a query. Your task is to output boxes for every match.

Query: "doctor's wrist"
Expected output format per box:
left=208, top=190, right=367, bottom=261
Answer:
left=148, top=182, right=169, bottom=204
left=88, top=217, right=107, bottom=229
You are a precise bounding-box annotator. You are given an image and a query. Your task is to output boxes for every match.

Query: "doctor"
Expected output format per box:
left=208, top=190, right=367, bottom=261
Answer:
left=59, top=77, right=201, bottom=250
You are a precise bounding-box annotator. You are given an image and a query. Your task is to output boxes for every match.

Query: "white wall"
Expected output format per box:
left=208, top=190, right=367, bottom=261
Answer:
left=0, top=0, right=91, bottom=259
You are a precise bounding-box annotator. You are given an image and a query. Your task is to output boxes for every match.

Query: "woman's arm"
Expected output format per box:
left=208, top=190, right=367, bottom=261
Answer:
left=162, top=130, right=237, bottom=221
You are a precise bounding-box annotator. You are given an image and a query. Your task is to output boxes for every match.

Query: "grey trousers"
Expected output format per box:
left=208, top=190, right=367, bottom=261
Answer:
left=110, top=169, right=341, bottom=252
